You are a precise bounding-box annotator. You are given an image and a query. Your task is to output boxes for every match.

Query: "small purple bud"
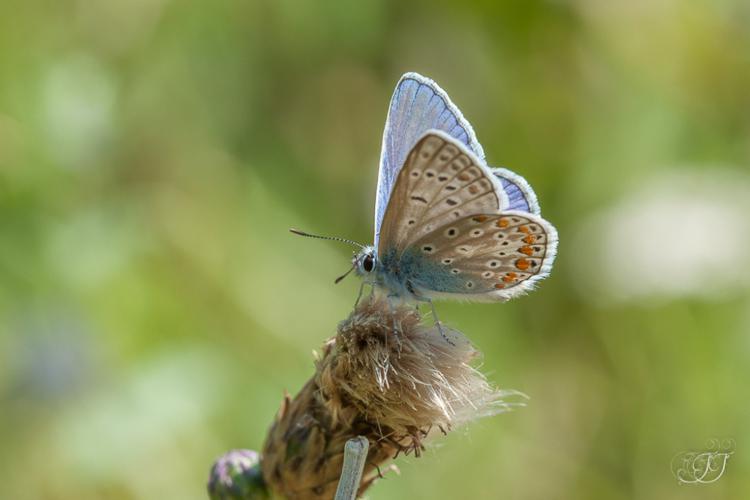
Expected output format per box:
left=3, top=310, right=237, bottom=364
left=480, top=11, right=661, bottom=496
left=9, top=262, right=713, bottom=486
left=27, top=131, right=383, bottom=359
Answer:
left=207, top=449, right=268, bottom=499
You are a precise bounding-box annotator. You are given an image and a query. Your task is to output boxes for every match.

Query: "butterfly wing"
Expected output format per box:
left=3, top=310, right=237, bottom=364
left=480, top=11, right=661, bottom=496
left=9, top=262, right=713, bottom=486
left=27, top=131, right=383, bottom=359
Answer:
left=377, top=130, right=507, bottom=255
left=377, top=130, right=557, bottom=301
left=374, top=73, right=485, bottom=248
left=492, top=167, right=541, bottom=215
left=409, top=211, right=558, bottom=301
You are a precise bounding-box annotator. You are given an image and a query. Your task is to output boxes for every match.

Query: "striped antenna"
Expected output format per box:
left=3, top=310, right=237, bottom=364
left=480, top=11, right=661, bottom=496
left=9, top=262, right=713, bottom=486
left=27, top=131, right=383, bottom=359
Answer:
left=289, top=228, right=365, bottom=249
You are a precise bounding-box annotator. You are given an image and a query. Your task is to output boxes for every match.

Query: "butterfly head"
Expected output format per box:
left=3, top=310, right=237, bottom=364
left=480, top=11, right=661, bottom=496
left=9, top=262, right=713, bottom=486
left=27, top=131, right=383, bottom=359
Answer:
left=353, top=246, right=378, bottom=277
left=289, top=228, right=374, bottom=284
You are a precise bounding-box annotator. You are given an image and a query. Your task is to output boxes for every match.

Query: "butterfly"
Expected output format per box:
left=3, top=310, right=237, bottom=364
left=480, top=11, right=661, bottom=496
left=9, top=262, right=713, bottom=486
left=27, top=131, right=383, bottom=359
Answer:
left=292, top=73, right=558, bottom=319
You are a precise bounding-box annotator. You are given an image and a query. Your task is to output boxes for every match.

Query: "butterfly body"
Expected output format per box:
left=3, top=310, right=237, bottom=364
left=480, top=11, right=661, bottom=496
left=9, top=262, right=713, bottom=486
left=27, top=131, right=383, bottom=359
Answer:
left=354, top=245, right=465, bottom=301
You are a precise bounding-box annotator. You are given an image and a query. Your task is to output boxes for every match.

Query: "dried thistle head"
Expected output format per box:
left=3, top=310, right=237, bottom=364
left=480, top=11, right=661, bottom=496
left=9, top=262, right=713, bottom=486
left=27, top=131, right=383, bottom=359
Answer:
left=319, top=296, right=522, bottom=451
left=260, top=296, right=523, bottom=499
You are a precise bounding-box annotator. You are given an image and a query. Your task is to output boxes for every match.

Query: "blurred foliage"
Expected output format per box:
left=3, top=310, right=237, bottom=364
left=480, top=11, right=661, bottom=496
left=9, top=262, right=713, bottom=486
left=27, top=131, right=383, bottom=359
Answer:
left=1, top=1, right=749, bottom=499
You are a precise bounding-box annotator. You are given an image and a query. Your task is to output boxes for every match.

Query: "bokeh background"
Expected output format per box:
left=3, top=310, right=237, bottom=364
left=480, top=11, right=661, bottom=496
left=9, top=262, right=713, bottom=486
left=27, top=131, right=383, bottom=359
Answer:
left=2, top=1, right=749, bottom=499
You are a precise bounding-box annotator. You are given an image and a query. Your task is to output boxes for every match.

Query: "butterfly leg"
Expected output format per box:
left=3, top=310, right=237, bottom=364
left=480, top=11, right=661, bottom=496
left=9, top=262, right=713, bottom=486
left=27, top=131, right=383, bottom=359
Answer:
left=386, top=293, right=403, bottom=354
left=354, top=280, right=366, bottom=308
left=424, top=298, right=455, bottom=346
left=405, top=281, right=420, bottom=313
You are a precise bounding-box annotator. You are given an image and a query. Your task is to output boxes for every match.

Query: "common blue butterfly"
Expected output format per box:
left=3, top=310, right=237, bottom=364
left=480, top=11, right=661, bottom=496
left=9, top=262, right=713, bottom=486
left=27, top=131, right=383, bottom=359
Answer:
left=293, top=73, right=558, bottom=317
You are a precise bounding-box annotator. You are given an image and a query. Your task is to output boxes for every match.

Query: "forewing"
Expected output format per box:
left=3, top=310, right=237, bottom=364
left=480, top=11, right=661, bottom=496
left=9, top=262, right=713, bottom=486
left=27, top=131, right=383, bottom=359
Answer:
left=492, top=167, right=541, bottom=215
left=377, top=131, right=507, bottom=254
left=374, top=73, right=485, bottom=247
left=409, top=211, right=558, bottom=301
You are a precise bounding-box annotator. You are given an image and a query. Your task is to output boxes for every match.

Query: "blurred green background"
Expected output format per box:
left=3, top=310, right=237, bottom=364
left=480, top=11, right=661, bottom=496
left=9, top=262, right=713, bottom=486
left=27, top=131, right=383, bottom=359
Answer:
left=1, top=1, right=749, bottom=499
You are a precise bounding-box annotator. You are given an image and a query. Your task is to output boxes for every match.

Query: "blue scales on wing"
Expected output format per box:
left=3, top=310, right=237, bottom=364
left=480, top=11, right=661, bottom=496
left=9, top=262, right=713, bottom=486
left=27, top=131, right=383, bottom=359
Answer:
left=374, top=73, right=485, bottom=248
left=491, top=167, right=541, bottom=215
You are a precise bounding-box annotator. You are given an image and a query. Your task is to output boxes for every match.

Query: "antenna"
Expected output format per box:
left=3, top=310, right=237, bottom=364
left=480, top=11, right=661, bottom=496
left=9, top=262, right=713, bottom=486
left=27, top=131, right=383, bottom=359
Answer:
left=289, top=228, right=365, bottom=249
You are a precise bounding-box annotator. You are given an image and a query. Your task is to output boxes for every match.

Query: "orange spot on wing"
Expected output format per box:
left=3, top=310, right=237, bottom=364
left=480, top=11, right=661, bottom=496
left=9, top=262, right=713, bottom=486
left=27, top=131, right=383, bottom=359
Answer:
left=458, top=173, right=470, bottom=181
left=472, top=215, right=488, bottom=223
left=494, top=283, right=505, bottom=289
left=523, top=234, right=536, bottom=244
left=519, top=246, right=534, bottom=256
left=503, top=272, right=517, bottom=283
left=518, top=225, right=530, bottom=234
left=515, top=258, right=530, bottom=271
left=496, top=219, right=509, bottom=228
left=468, top=185, right=479, bottom=194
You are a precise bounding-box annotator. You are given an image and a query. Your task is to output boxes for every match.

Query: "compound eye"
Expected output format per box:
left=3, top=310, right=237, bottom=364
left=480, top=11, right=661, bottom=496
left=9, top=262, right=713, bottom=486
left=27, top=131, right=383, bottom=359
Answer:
left=363, top=254, right=374, bottom=273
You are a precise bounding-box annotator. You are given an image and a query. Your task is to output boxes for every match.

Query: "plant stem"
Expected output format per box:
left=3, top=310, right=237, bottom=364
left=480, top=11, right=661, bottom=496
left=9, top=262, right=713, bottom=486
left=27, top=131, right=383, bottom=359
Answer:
left=334, top=437, right=370, bottom=500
